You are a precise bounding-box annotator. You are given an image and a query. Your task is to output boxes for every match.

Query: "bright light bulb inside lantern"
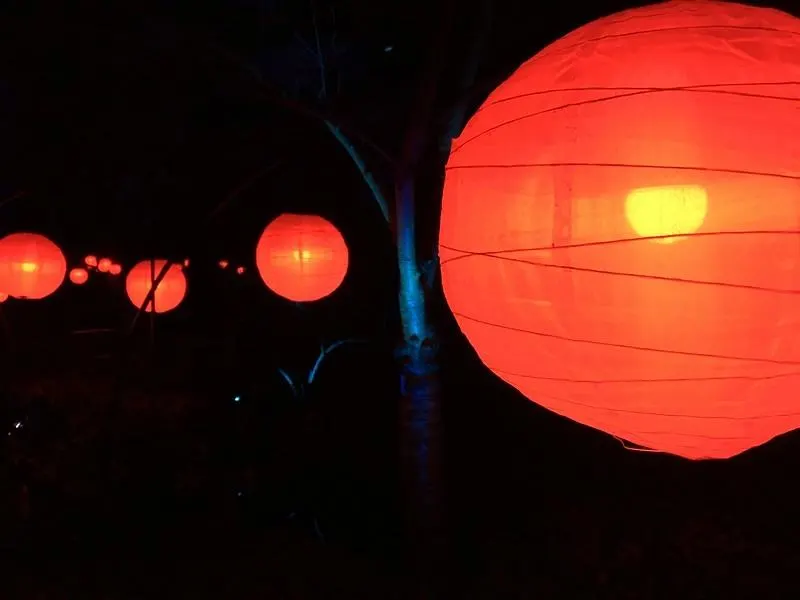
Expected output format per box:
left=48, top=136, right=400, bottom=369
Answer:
left=293, top=249, right=312, bottom=262
left=19, top=262, right=38, bottom=272
left=625, top=184, right=708, bottom=244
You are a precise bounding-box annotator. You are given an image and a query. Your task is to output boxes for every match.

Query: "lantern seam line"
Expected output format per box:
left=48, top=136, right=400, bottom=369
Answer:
left=517, top=387, right=797, bottom=425
left=475, top=82, right=800, bottom=115
left=454, top=311, right=800, bottom=366
left=489, top=367, right=800, bottom=385
left=454, top=85, right=800, bottom=155
left=439, top=250, right=800, bottom=295
left=533, top=25, right=800, bottom=65
left=440, top=231, right=800, bottom=254
left=444, top=162, right=800, bottom=182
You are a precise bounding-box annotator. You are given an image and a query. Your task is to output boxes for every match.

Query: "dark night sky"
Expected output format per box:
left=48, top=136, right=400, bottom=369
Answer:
left=2, top=1, right=800, bottom=595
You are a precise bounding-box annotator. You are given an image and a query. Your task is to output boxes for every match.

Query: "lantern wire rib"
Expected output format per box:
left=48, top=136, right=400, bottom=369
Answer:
left=453, top=311, right=800, bottom=366
left=440, top=231, right=800, bottom=256
left=533, top=25, right=800, bottom=65
left=445, top=162, right=800, bottom=183
left=475, top=81, right=800, bottom=114
left=439, top=249, right=800, bottom=295
left=489, top=366, right=800, bottom=385
left=503, top=381, right=800, bottom=422
left=453, top=85, right=800, bottom=155
left=612, top=436, right=664, bottom=454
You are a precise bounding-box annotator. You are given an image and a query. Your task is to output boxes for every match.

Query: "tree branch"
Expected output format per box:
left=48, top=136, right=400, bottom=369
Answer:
left=324, top=121, right=390, bottom=223
left=307, top=338, right=366, bottom=385
left=278, top=368, right=299, bottom=398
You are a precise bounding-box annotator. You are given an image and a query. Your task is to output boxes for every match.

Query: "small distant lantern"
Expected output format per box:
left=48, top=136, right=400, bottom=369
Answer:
left=255, top=213, right=349, bottom=302
left=183, top=258, right=190, bottom=268
left=125, top=259, right=187, bottom=313
left=69, top=267, right=89, bottom=285
left=0, top=233, right=67, bottom=299
left=108, top=263, right=122, bottom=275
left=97, top=258, right=112, bottom=273
left=85, top=255, right=98, bottom=268
left=236, top=266, right=245, bottom=275
left=218, top=259, right=229, bottom=269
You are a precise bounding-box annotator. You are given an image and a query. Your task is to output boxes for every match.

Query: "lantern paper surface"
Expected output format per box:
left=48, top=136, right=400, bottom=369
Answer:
left=256, top=213, right=349, bottom=302
left=125, top=259, right=186, bottom=313
left=0, top=292, right=7, bottom=303
left=0, top=233, right=67, bottom=299
left=439, top=0, right=800, bottom=460
left=69, top=267, right=89, bottom=285
left=97, top=258, right=111, bottom=273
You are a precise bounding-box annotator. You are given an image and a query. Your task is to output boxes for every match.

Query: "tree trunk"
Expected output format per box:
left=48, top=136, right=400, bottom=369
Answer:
left=395, top=173, right=446, bottom=595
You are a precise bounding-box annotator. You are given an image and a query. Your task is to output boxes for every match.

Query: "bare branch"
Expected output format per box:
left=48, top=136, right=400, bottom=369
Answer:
left=278, top=368, right=300, bottom=398
left=310, top=0, right=327, bottom=100
left=307, top=338, right=366, bottom=385
left=324, top=121, right=390, bottom=223
left=206, top=161, right=281, bottom=223
left=0, top=190, right=26, bottom=213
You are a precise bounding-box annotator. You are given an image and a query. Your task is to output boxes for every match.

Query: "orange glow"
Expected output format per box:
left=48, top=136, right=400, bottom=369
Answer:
left=125, top=259, right=187, bottom=313
left=108, top=263, right=122, bottom=275
left=69, top=267, right=89, bottom=285
left=218, top=260, right=229, bottom=269
left=0, top=292, right=7, bottom=303
left=256, top=213, right=348, bottom=302
left=439, top=1, right=800, bottom=460
left=97, top=258, right=111, bottom=273
left=0, top=233, right=67, bottom=299
left=85, top=255, right=98, bottom=268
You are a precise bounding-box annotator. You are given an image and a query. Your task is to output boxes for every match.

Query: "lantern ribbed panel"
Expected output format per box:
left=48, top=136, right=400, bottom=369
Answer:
left=439, top=0, right=800, bottom=459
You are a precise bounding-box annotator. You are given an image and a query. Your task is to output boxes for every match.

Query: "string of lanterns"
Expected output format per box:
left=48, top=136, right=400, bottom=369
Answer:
left=0, top=213, right=349, bottom=311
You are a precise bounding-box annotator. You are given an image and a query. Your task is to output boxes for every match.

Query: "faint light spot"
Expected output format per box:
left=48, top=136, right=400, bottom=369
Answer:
left=233, top=396, right=241, bottom=403
left=237, top=491, right=243, bottom=497
left=14, top=421, right=22, bottom=429
left=384, top=45, right=393, bottom=52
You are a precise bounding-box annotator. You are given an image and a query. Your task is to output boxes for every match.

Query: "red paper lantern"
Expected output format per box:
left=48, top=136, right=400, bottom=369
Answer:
left=0, top=233, right=67, bottom=299
left=97, top=258, right=112, bottom=273
left=256, top=213, right=349, bottom=302
left=125, top=259, right=187, bottom=313
left=439, top=1, right=800, bottom=460
left=108, top=263, right=122, bottom=275
left=85, top=255, right=98, bottom=268
left=69, top=267, right=89, bottom=285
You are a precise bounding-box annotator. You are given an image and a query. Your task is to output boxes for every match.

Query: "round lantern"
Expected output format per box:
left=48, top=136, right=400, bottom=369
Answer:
left=439, top=1, right=800, bottom=460
left=97, top=258, right=111, bottom=273
left=108, top=263, right=122, bottom=275
left=69, top=267, right=89, bottom=285
left=85, top=255, right=98, bottom=268
left=0, top=233, right=67, bottom=299
left=125, top=259, right=186, bottom=313
left=255, top=213, right=349, bottom=302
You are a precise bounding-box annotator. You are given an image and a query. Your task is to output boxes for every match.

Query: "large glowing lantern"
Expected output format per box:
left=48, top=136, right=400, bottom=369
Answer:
left=439, top=1, right=800, bottom=460
left=255, top=213, right=349, bottom=302
left=0, top=233, right=67, bottom=299
left=125, top=259, right=186, bottom=313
